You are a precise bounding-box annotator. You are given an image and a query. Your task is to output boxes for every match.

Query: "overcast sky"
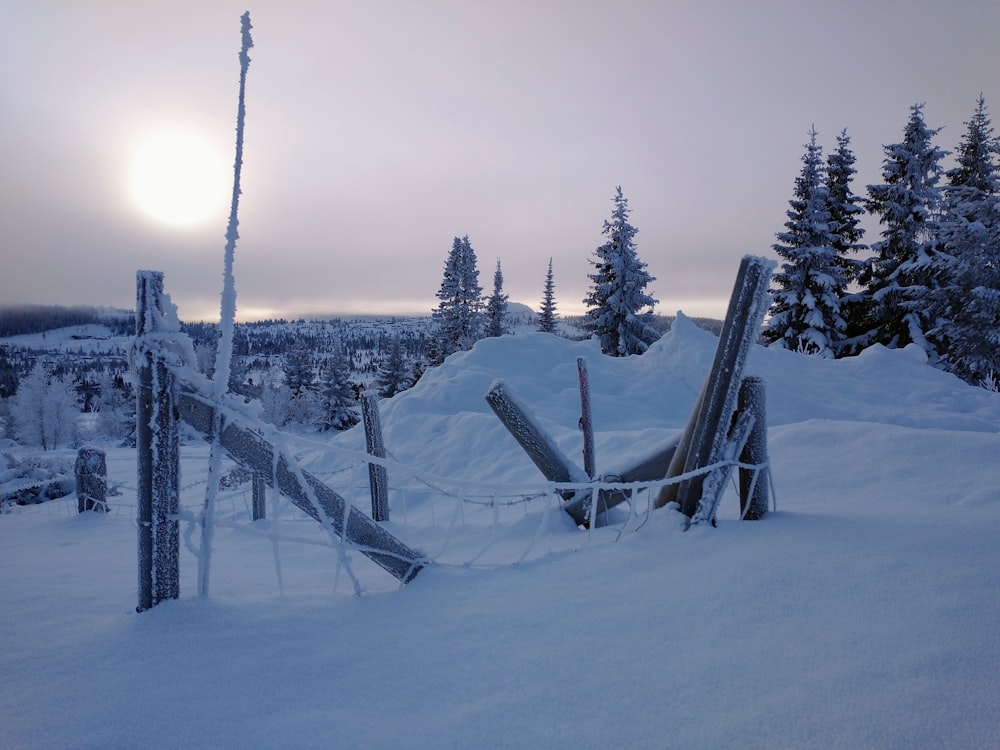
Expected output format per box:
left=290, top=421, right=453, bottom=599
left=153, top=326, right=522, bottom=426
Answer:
left=1, top=1, right=997, bottom=322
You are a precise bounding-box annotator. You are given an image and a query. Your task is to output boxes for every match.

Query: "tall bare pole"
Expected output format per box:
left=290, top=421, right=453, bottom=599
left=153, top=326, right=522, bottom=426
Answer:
left=199, top=12, right=254, bottom=597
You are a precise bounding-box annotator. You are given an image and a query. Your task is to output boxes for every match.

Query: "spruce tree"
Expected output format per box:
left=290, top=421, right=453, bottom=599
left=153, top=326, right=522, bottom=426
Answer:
left=763, top=127, right=849, bottom=357
left=318, top=348, right=359, bottom=431
left=375, top=336, right=411, bottom=398
left=854, top=103, right=948, bottom=356
left=95, top=370, right=134, bottom=444
left=484, top=259, right=509, bottom=338
left=582, top=187, right=659, bottom=356
left=825, top=129, right=866, bottom=287
left=430, top=235, right=483, bottom=364
left=932, top=95, right=1000, bottom=387
left=538, top=257, right=558, bottom=333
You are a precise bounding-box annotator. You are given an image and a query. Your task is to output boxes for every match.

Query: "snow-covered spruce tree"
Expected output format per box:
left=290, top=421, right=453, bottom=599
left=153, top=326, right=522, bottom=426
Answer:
left=763, top=127, right=849, bottom=357
left=484, top=258, right=509, bottom=338
left=10, top=361, right=79, bottom=450
left=283, top=346, right=319, bottom=425
left=852, top=103, right=949, bottom=357
left=931, top=95, right=1000, bottom=388
left=318, top=348, right=359, bottom=431
left=375, top=336, right=411, bottom=398
left=538, top=257, right=558, bottom=333
left=582, top=187, right=659, bottom=356
left=430, top=235, right=483, bottom=365
left=825, top=129, right=867, bottom=316
left=258, top=365, right=291, bottom=427
left=285, top=345, right=315, bottom=397
left=95, top=370, right=134, bottom=444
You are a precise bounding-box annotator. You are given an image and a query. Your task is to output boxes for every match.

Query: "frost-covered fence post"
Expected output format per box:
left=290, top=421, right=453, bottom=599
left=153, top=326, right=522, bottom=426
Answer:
left=577, top=357, right=596, bottom=479
left=75, top=446, right=108, bottom=513
left=175, top=388, right=424, bottom=582
left=135, top=271, right=180, bottom=612
left=251, top=471, right=266, bottom=521
left=485, top=380, right=585, bottom=491
left=737, top=376, right=769, bottom=520
left=361, top=392, right=389, bottom=522
left=486, top=379, right=599, bottom=525
left=656, top=255, right=774, bottom=519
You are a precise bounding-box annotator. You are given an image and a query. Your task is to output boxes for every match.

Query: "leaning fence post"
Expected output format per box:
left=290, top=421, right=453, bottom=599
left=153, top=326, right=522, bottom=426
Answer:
left=656, top=255, right=774, bottom=518
left=485, top=380, right=585, bottom=489
left=577, top=357, right=596, bottom=479
left=361, top=392, right=389, bottom=522
left=75, top=446, right=108, bottom=513
left=135, top=271, right=180, bottom=612
left=737, top=376, right=769, bottom=520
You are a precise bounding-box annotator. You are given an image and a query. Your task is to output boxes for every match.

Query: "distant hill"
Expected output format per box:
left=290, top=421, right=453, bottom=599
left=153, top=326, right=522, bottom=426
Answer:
left=0, top=305, right=133, bottom=338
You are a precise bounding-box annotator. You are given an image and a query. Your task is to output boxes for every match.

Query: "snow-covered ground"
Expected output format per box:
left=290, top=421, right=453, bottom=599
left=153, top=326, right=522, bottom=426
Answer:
left=2, top=315, right=998, bottom=749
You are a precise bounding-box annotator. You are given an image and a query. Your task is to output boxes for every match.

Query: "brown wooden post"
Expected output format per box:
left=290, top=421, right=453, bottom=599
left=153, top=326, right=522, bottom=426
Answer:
left=361, top=392, right=389, bottom=522
left=135, top=271, right=180, bottom=612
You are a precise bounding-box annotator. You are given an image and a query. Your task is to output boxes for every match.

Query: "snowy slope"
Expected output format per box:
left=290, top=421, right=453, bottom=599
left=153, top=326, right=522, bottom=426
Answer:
left=1, top=318, right=998, bottom=749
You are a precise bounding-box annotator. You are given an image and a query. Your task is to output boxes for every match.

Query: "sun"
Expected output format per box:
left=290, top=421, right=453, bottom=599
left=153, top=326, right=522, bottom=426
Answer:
left=127, top=129, right=230, bottom=228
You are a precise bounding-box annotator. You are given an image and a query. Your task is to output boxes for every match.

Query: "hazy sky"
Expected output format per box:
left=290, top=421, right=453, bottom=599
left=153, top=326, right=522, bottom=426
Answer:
left=1, top=1, right=997, bottom=322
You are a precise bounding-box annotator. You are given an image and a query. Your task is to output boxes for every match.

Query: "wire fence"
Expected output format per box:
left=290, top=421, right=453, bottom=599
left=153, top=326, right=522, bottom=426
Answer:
left=1, top=435, right=770, bottom=600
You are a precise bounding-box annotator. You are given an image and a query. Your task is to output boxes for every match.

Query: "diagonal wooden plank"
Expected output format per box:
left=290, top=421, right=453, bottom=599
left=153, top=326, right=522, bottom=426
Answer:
left=176, top=388, right=424, bottom=583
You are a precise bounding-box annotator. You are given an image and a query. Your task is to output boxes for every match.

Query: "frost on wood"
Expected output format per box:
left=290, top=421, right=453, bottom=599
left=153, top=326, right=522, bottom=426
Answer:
left=485, top=380, right=587, bottom=487
left=362, top=393, right=389, bottom=522
left=176, top=387, right=423, bottom=582
left=75, top=447, right=108, bottom=513
left=487, top=377, right=683, bottom=527
left=737, top=376, right=770, bottom=520
left=690, top=401, right=755, bottom=526
left=577, top=357, right=596, bottom=479
left=657, top=255, right=775, bottom=519
left=135, top=273, right=181, bottom=610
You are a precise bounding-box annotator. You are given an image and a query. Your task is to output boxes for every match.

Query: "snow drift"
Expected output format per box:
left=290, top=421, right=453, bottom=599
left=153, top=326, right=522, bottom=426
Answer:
left=2, top=316, right=998, bottom=749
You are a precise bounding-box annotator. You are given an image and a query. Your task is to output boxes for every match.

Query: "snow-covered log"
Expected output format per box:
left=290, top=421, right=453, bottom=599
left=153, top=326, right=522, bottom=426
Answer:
left=656, top=255, right=775, bottom=518
left=176, top=388, right=423, bottom=582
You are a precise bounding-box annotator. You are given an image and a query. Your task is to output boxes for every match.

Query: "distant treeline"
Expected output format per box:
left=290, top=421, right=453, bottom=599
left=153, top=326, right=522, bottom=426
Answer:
left=0, top=305, right=133, bottom=338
